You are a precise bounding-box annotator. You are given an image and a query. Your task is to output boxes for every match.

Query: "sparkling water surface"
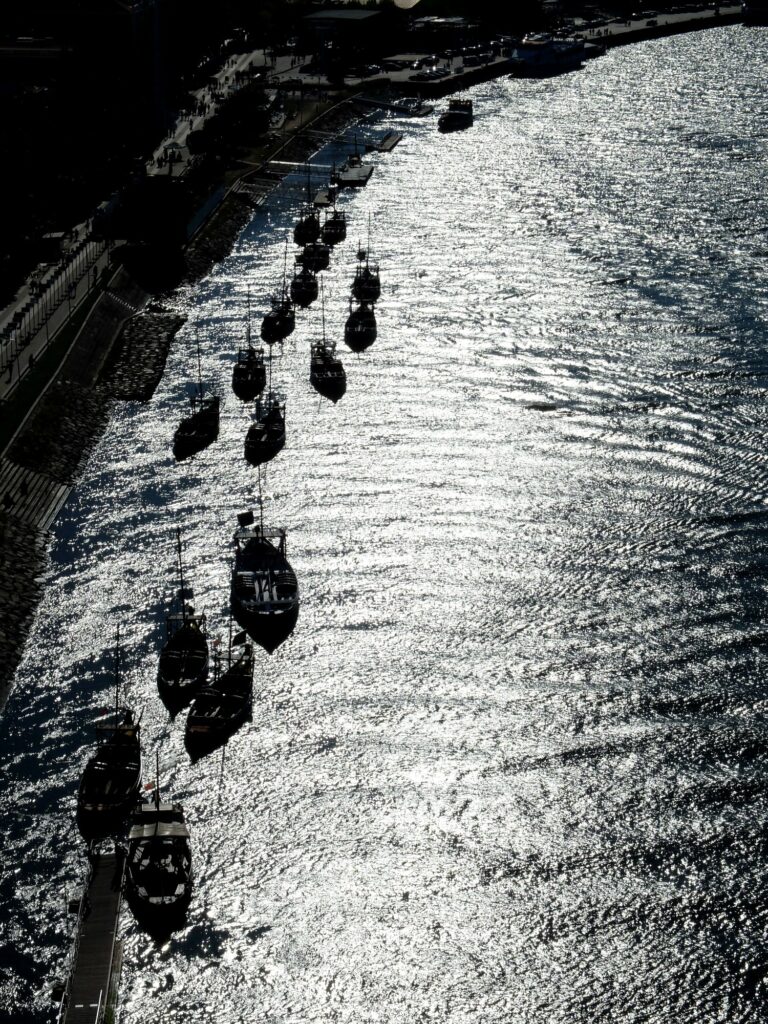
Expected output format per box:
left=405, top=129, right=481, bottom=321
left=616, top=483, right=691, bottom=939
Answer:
left=3, top=24, right=768, bottom=1024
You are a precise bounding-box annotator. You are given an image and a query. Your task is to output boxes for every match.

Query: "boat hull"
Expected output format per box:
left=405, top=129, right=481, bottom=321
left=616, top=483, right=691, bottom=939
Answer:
left=76, top=720, right=141, bottom=840
left=298, top=243, right=331, bottom=273
left=294, top=214, right=320, bottom=245
left=244, top=431, right=285, bottom=466
left=230, top=596, right=299, bottom=653
left=173, top=399, right=220, bottom=461
left=345, top=308, right=377, bottom=352
left=311, top=371, right=347, bottom=403
left=157, top=624, right=209, bottom=712
left=322, top=220, right=347, bottom=246
left=232, top=364, right=266, bottom=402
left=291, top=276, right=319, bottom=308
left=351, top=272, right=381, bottom=304
left=261, top=309, right=295, bottom=344
left=184, top=661, right=253, bottom=762
left=125, top=801, right=193, bottom=937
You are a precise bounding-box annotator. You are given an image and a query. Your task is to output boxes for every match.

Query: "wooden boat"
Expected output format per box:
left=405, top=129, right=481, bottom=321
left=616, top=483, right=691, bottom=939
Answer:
left=351, top=260, right=381, bottom=304
left=344, top=301, right=377, bottom=353
left=293, top=165, right=321, bottom=244
left=244, top=391, right=285, bottom=466
left=310, top=338, right=346, bottom=403
left=173, top=334, right=219, bottom=460
left=351, top=224, right=380, bottom=304
left=262, top=241, right=296, bottom=344
left=261, top=289, right=295, bottom=344
left=312, top=280, right=346, bottom=402
left=77, top=631, right=141, bottom=840
left=293, top=205, right=320, bottom=245
left=232, top=292, right=266, bottom=401
left=297, top=240, right=331, bottom=273
left=321, top=208, right=347, bottom=246
left=290, top=264, right=318, bottom=308
left=125, top=760, right=192, bottom=935
left=438, top=98, right=473, bottom=132
left=157, top=529, right=209, bottom=712
left=185, top=631, right=254, bottom=762
left=230, top=511, right=299, bottom=653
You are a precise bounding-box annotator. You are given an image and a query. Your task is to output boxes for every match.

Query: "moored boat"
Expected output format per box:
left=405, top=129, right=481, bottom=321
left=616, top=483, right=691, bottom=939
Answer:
left=125, top=771, right=193, bottom=935
left=185, top=632, right=254, bottom=762
left=77, top=632, right=141, bottom=840
left=290, top=264, right=319, bottom=308
left=293, top=205, right=321, bottom=245
left=232, top=347, right=265, bottom=400
left=351, top=260, right=381, bottom=304
left=293, top=165, right=321, bottom=244
left=173, top=393, right=219, bottom=460
left=310, top=338, right=347, bottom=403
left=321, top=208, right=347, bottom=246
left=232, top=292, right=266, bottom=401
left=261, top=289, right=295, bottom=344
left=244, top=392, right=286, bottom=466
left=157, top=529, right=209, bottom=712
left=438, top=98, right=474, bottom=133
left=344, top=301, right=377, bottom=353
left=230, top=511, right=299, bottom=653
left=298, top=240, right=331, bottom=273
left=173, top=334, right=219, bottom=460
left=509, top=34, right=585, bottom=76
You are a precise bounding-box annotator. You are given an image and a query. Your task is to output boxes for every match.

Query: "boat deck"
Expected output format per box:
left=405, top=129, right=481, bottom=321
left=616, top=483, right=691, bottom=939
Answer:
left=61, top=851, right=124, bottom=1024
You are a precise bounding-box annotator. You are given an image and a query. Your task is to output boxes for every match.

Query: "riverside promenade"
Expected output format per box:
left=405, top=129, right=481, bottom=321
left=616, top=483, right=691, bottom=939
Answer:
left=574, top=3, right=742, bottom=46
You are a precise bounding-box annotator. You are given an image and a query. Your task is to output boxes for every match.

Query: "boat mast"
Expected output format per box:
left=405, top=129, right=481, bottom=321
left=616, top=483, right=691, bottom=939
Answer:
left=246, top=286, right=251, bottom=350
left=155, top=750, right=160, bottom=816
left=320, top=276, right=327, bottom=349
left=195, top=330, right=204, bottom=402
left=176, top=527, right=187, bottom=626
left=115, top=626, right=120, bottom=719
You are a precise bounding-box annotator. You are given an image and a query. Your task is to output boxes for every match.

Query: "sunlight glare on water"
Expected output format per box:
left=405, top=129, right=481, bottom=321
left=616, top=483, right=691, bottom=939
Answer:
left=3, top=25, right=768, bottom=1024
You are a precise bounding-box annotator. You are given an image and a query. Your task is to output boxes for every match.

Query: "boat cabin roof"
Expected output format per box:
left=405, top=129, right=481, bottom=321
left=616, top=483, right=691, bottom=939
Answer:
left=234, top=525, right=287, bottom=544
left=129, top=819, right=190, bottom=840
left=130, top=801, right=188, bottom=838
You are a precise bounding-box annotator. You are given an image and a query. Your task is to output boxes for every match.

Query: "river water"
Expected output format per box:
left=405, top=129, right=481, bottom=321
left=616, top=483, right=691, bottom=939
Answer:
left=4, top=23, right=768, bottom=1024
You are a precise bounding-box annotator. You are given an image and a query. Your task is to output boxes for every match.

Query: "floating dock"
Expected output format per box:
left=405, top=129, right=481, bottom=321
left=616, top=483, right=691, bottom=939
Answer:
left=365, top=131, right=402, bottom=153
left=58, top=850, right=124, bottom=1024
left=336, top=164, right=374, bottom=189
left=313, top=187, right=338, bottom=207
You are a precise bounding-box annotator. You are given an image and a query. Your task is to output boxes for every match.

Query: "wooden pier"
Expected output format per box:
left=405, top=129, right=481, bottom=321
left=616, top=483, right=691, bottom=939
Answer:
left=58, top=850, right=124, bottom=1024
